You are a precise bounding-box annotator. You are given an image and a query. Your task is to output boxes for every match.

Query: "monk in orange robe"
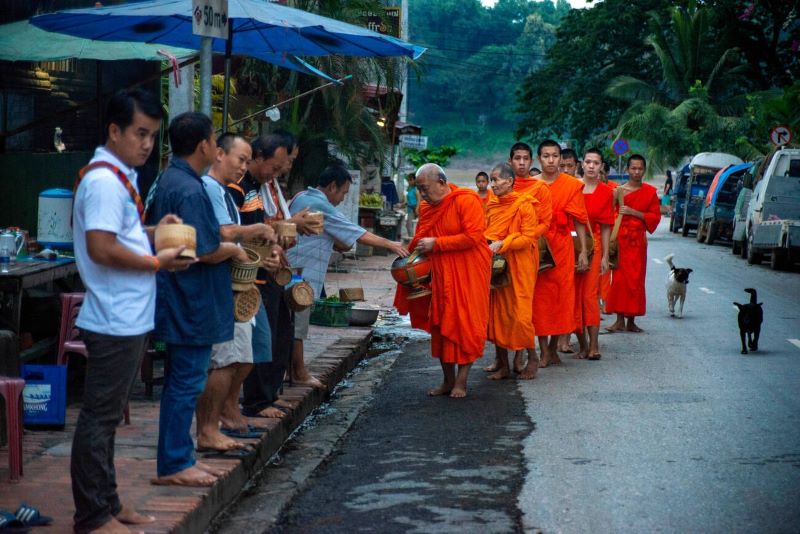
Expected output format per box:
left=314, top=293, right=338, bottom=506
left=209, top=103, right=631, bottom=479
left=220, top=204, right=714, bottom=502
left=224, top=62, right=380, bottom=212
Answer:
left=599, top=165, right=619, bottom=311
left=483, top=142, right=553, bottom=378
left=573, top=149, right=615, bottom=360
left=606, top=154, right=662, bottom=332
left=394, top=163, right=491, bottom=398
left=485, top=163, right=539, bottom=380
left=532, top=140, right=590, bottom=367
left=476, top=171, right=490, bottom=209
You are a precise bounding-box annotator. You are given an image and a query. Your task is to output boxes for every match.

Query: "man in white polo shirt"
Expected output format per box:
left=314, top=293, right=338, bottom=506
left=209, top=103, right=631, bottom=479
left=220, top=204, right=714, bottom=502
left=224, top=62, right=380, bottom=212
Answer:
left=71, top=89, right=194, bottom=534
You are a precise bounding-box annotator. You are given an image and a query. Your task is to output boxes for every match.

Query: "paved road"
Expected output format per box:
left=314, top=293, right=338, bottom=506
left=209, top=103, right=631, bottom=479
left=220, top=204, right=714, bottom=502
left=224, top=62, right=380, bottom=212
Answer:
left=225, top=219, right=799, bottom=533
left=518, top=220, right=800, bottom=533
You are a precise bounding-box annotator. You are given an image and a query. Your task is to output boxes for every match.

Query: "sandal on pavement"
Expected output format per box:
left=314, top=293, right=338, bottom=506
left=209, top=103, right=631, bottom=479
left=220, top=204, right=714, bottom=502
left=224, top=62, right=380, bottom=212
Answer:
left=197, top=447, right=253, bottom=459
left=14, top=504, right=52, bottom=527
left=0, top=511, right=31, bottom=534
left=220, top=427, right=263, bottom=439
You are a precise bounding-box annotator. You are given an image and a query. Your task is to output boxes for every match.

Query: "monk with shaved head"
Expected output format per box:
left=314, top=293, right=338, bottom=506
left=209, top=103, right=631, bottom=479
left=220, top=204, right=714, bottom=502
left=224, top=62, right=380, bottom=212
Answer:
left=394, top=163, right=491, bottom=398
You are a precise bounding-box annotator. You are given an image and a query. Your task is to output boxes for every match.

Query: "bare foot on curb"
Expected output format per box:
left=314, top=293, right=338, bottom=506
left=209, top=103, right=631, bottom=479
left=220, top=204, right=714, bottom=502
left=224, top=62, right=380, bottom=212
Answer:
left=293, top=374, right=325, bottom=389
left=195, top=462, right=226, bottom=477
left=116, top=505, right=155, bottom=525
left=151, top=466, right=217, bottom=487
left=428, top=384, right=453, bottom=396
left=256, top=406, right=287, bottom=418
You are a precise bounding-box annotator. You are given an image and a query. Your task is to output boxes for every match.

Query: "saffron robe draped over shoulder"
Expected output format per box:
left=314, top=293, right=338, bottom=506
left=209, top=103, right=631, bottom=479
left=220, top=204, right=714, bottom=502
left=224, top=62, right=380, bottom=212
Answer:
left=485, top=192, right=539, bottom=350
left=394, top=184, right=491, bottom=364
left=513, top=177, right=552, bottom=239
left=574, top=182, right=615, bottom=329
left=532, top=173, right=589, bottom=336
left=606, top=183, right=661, bottom=317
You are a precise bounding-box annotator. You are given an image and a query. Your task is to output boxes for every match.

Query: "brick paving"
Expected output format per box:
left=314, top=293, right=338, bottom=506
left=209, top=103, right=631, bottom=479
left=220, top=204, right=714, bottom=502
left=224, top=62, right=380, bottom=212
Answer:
left=0, top=252, right=400, bottom=533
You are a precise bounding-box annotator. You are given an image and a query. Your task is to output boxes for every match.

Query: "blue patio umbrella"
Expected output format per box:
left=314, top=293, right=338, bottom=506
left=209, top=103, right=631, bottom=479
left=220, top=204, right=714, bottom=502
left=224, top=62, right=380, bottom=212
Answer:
left=31, top=0, right=425, bottom=127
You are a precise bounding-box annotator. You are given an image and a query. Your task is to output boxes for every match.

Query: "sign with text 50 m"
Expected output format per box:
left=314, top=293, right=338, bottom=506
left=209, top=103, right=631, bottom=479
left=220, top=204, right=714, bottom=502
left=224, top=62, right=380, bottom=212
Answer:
left=193, top=0, right=229, bottom=39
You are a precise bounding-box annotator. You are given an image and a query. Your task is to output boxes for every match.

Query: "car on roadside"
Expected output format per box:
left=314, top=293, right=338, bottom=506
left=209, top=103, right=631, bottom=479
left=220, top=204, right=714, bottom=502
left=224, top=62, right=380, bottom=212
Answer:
left=731, top=160, right=761, bottom=256
left=681, top=153, right=743, bottom=237
left=744, top=146, right=800, bottom=270
left=697, top=163, right=752, bottom=245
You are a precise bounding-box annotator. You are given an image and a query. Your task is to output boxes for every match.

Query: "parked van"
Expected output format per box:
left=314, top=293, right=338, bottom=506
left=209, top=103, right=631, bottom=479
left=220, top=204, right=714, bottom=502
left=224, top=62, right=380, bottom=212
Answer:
left=745, top=146, right=800, bottom=269
left=681, top=153, right=743, bottom=237
left=697, top=163, right=751, bottom=244
left=731, top=160, right=761, bottom=256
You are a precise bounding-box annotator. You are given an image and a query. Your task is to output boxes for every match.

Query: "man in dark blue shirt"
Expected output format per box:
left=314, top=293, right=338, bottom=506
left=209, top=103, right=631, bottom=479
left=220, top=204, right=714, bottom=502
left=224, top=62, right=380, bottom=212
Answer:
left=146, top=112, right=248, bottom=487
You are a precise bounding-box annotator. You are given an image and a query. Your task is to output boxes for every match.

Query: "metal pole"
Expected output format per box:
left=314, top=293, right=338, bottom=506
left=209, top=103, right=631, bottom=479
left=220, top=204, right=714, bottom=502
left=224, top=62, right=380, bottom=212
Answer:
left=222, top=24, right=233, bottom=131
left=200, top=37, right=213, bottom=116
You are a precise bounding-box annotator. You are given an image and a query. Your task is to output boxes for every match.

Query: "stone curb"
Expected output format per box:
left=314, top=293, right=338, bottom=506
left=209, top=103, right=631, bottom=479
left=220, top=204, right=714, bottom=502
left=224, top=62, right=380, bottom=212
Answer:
left=173, top=332, right=373, bottom=534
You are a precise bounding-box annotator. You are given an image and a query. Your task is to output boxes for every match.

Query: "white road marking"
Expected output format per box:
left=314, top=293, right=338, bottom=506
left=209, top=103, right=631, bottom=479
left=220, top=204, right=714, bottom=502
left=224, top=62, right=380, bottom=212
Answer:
left=652, top=258, right=663, bottom=264
left=789, top=339, right=800, bottom=350
left=699, top=287, right=715, bottom=294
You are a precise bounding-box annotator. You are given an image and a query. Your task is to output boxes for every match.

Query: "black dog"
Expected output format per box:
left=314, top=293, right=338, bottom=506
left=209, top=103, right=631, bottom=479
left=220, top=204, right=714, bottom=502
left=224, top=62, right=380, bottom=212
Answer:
left=734, top=288, right=763, bottom=354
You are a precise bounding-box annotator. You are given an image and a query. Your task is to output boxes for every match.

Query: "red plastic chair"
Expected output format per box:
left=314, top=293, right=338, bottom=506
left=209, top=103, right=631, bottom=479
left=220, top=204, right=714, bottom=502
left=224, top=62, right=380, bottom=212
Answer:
left=56, top=293, right=130, bottom=425
left=0, top=376, right=25, bottom=481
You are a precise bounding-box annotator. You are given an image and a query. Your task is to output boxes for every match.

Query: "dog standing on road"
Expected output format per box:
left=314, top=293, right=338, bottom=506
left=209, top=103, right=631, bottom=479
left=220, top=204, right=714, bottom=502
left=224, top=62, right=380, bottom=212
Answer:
left=734, top=288, right=763, bottom=354
left=665, top=253, right=693, bottom=318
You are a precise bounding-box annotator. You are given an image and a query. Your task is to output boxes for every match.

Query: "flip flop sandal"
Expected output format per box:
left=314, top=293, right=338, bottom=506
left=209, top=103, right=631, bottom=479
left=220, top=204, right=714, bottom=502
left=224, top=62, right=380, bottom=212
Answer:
left=14, top=504, right=52, bottom=527
left=220, top=427, right=263, bottom=439
left=0, top=511, right=31, bottom=533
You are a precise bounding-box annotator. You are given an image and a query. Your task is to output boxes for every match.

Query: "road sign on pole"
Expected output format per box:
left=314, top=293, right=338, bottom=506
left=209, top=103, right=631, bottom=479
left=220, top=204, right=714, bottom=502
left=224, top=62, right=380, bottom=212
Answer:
left=769, top=125, right=792, bottom=146
left=193, top=0, right=229, bottom=40
left=612, top=138, right=629, bottom=155
left=399, top=135, right=428, bottom=150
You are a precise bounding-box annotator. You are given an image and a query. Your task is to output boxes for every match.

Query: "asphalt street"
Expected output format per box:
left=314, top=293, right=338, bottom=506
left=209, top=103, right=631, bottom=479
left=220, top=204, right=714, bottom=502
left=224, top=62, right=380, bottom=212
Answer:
left=518, top=220, right=800, bottom=533
left=223, top=218, right=799, bottom=534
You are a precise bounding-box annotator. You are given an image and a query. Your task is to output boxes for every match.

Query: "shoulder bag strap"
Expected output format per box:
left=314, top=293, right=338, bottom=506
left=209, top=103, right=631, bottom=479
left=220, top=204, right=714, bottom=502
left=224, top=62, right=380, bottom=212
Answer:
left=76, top=161, right=145, bottom=224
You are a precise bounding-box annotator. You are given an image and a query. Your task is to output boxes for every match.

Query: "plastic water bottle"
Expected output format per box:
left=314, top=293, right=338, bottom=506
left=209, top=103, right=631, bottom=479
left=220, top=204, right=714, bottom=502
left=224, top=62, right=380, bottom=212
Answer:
left=0, top=245, right=10, bottom=273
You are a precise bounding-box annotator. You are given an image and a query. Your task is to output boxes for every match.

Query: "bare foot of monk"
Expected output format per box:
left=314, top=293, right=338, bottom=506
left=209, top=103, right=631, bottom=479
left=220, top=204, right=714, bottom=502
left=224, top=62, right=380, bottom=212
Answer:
left=428, top=383, right=453, bottom=396
left=539, top=351, right=551, bottom=368
left=293, top=373, right=325, bottom=389
left=551, top=352, right=562, bottom=365
left=558, top=334, right=574, bottom=353
left=88, top=517, right=139, bottom=534
left=588, top=352, right=602, bottom=360
left=518, top=360, right=539, bottom=380
left=483, top=359, right=500, bottom=373
left=513, top=350, right=526, bottom=373
left=488, top=367, right=510, bottom=380
left=606, top=320, right=625, bottom=332
left=151, top=465, right=217, bottom=487
left=626, top=323, right=644, bottom=333
left=195, top=462, right=226, bottom=477
left=573, top=349, right=588, bottom=359
left=116, top=505, right=155, bottom=525
left=449, top=386, right=467, bottom=398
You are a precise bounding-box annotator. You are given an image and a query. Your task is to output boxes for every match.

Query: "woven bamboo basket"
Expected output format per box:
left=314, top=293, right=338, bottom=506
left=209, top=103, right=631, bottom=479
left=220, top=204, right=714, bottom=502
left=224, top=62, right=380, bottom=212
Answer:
left=273, top=267, right=293, bottom=286
left=306, top=211, right=324, bottom=235
left=286, top=281, right=314, bottom=311
left=241, top=238, right=272, bottom=262
left=233, top=286, right=261, bottom=322
left=154, top=224, right=196, bottom=259
left=339, top=287, right=365, bottom=302
left=231, top=247, right=261, bottom=291
left=275, top=221, right=297, bottom=238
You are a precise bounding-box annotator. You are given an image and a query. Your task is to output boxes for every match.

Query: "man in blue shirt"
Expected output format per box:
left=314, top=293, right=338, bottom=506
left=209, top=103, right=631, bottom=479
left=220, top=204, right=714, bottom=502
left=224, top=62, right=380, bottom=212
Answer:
left=146, top=112, right=249, bottom=487
left=288, top=164, right=408, bottom=379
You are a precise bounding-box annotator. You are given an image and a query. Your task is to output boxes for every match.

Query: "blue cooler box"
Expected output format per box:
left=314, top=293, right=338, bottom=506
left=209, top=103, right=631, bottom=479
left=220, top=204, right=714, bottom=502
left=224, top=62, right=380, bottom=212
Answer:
left=22, top=364, right=67, bottom=427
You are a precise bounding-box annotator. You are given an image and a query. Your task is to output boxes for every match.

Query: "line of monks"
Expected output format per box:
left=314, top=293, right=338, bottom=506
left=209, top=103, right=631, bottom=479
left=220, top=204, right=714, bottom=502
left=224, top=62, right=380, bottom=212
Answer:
left=394, top=141, right=662, bottom=398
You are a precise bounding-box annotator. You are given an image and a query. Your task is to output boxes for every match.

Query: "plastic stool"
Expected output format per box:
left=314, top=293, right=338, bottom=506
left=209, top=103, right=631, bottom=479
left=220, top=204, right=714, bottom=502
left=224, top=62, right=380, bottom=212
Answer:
left=0, top=376, right=25, bottom=482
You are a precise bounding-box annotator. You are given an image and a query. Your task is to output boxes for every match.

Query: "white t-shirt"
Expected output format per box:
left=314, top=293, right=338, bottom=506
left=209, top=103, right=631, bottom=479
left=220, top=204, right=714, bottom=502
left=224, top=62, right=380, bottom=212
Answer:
left=74, top=146, right=155, bottom=336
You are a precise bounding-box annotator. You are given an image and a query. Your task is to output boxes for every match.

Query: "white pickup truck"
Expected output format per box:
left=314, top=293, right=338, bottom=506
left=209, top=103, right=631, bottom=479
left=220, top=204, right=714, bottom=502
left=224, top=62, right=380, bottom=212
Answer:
left=744, top=147, right=800, bottom=270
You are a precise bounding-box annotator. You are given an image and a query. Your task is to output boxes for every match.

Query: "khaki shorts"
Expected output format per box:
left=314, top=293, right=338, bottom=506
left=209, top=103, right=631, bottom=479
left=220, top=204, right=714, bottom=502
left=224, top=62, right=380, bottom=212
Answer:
left=210, top=321, right=253, bottom=369
left=294, top=307, right=311, bottom=340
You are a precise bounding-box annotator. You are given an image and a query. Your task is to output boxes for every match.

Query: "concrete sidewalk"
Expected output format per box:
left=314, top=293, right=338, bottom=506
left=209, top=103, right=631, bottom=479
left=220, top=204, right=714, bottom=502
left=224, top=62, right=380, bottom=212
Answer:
left=0, top=252, right=400, bottom=533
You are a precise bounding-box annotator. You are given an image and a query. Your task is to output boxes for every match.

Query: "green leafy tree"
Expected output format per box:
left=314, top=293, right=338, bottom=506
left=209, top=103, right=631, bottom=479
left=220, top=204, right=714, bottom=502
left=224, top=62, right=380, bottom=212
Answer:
left=403, top=145, right=459, bottom=168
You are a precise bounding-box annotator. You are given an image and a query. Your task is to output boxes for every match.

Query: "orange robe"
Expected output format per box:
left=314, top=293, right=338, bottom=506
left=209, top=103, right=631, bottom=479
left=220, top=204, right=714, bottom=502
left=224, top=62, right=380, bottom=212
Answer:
left=532, top=174, right=589, bottom=336
left=478, top=192, right=490, bottom=210
left=574, top=182, right=615, bottom=329
left=600, top=180, right=620, bottom=303
left=485, top=192, right=539, bottom=350
left=394, top=184, right=491, bottom=364
left=606, top=183, right=661, bottom=317
left=513, top=177, right=552, bottom=239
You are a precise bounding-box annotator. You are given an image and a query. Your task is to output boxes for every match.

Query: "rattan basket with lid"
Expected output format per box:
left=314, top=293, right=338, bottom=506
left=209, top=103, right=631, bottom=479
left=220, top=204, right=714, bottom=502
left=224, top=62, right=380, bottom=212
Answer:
left=233, top=286, right=261, bottom=322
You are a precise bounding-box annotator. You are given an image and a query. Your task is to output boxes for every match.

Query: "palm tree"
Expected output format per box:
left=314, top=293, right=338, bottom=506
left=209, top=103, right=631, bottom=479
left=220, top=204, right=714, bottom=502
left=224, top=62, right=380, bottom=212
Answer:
left=605, top=0, right=750, bottom=168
